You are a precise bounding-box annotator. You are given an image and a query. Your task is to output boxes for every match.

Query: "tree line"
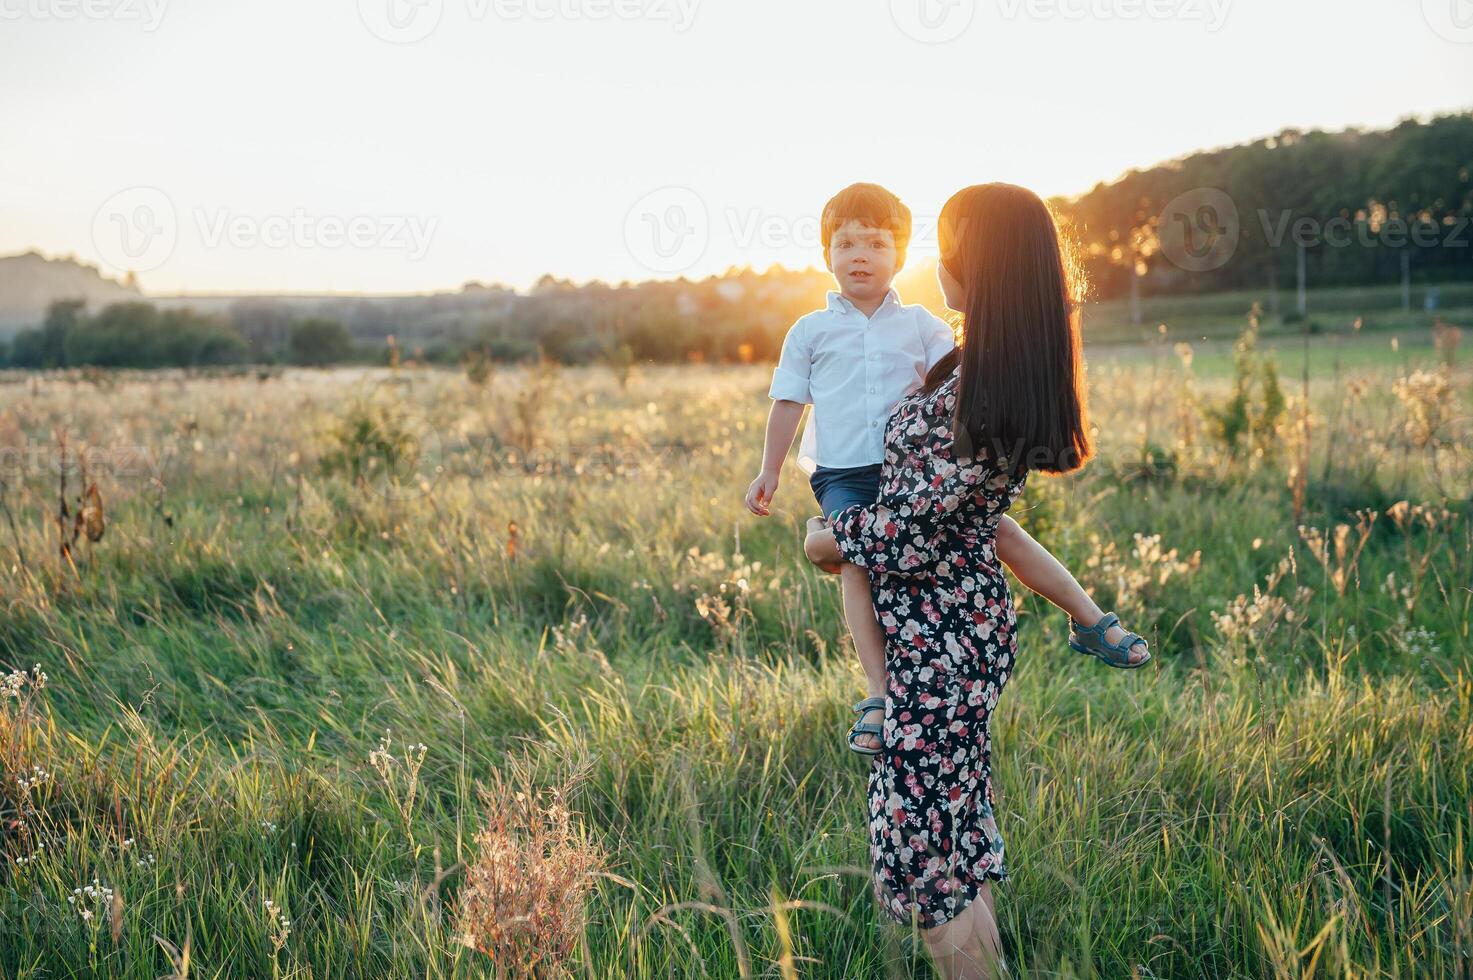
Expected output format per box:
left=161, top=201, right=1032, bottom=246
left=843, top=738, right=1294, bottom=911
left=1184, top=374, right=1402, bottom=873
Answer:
left=3, top=113, right=1467, bottom=371
left=1062, top=112, right=1473, bottom=302
left=1, top=300, right=358, bottom=370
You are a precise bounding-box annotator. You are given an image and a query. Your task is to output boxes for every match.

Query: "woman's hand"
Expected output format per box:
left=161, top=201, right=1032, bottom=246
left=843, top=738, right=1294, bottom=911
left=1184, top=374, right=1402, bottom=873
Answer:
left=804, top=516, right=843, bottom=574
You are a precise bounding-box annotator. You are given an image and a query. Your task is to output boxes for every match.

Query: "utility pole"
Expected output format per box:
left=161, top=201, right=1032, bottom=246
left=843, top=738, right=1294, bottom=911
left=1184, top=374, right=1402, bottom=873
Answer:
left=1129, top=262, right=1142, bottom=327
left=1296, top=242, right=1307, bottom=317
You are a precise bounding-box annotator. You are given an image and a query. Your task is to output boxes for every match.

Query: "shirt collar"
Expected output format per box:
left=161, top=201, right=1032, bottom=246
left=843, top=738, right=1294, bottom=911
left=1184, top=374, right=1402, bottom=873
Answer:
left=826, top=287, right=902, bottom=315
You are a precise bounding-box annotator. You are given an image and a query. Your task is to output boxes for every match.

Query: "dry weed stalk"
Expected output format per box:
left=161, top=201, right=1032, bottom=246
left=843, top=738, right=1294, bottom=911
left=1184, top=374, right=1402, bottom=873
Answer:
left=1384, top=500, right=1460, bottom=614
left=1213, top=552, right=1312, bottom=646
left=455, top=772, right=605, bottom=978
left=1299, top=510, right=1378, bottom=597
left=1391, top=368, right=1454, bottom=449
left=2, top=664, right=50, bottom=857
left=368, top=730, right=428, bottom=855
left=52, top=431, right=106, bottom=568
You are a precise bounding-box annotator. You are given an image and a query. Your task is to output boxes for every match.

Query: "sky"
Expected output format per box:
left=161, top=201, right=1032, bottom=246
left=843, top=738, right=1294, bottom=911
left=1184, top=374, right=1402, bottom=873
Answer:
left=1, top=0, right=1470, bottom=295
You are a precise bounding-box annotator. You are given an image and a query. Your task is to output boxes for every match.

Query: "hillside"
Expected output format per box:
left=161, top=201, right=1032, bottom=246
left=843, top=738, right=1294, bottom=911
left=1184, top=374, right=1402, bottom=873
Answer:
left=0, top=250, right=141, bottom=334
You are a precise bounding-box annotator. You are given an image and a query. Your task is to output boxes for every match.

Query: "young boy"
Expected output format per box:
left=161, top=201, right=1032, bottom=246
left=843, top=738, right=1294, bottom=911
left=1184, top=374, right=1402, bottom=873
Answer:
left=743, top=182, right=1148, bottom=754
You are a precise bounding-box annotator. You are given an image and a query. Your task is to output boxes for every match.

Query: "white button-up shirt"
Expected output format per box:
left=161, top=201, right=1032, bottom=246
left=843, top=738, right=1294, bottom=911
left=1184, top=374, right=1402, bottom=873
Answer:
left=768, top=288, right=956, bottom=475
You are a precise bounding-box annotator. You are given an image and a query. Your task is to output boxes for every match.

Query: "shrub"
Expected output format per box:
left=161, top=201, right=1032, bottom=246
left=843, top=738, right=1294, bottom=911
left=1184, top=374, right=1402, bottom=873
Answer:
left=319, top=390, right=425, bottom=487
left=1205, top=308, right=1288, bottom=458
left=288, top=318, right=353, bottom=367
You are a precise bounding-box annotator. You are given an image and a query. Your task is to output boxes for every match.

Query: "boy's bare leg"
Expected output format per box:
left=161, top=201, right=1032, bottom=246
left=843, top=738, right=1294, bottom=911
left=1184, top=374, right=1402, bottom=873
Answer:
left=804, top=516, right=842, bottom=573
left=841, top=561, right=887, bottom=751
left=994, top=516, right=1148, bottom=664
left=805, top=515, right=887, bottom=750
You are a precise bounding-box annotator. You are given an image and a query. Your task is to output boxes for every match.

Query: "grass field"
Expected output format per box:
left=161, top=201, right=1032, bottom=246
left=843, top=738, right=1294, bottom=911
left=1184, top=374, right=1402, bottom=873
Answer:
left=0, top=316, right=1470, bottom=977
left=1082, top=280, right=1473, bottom=346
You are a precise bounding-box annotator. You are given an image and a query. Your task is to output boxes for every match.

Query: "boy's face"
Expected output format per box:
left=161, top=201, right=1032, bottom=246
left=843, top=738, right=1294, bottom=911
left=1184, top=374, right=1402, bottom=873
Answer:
left=826, top=219, right=898, bottom=305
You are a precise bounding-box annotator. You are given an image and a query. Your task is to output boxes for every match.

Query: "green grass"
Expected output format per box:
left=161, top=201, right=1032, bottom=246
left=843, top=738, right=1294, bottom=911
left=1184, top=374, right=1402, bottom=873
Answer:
left=1088, top=325, right=1459, bottom=382
left=0, top=334, right=1469, bottom=977
left=1084, top=279, right=1473, bottom=344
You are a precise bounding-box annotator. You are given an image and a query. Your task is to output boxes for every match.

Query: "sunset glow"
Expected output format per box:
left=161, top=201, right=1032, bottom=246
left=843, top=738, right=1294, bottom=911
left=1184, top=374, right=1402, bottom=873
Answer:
left=2, top=0, right=1470, bottom=293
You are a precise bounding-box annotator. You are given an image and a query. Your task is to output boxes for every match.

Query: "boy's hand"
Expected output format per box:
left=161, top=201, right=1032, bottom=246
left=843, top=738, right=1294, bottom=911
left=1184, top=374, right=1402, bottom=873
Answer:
left=744, top=471, right=780, bottom=516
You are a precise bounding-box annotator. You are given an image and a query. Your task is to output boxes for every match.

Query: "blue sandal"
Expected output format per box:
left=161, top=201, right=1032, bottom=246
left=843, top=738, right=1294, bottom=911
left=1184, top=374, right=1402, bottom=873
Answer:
left=1069, top=612, right=1151, bottom=669
left=847, top=697, right=885, bottom=756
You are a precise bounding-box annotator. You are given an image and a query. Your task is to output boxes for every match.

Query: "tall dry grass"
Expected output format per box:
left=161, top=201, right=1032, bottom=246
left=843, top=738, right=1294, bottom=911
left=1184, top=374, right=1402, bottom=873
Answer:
left=0, top=320, right=1468, bottom=977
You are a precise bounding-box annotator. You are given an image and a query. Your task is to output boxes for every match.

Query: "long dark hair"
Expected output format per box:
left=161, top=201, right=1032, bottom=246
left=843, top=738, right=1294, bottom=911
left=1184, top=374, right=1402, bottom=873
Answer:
left=922, top=183, right=1092, bottom=476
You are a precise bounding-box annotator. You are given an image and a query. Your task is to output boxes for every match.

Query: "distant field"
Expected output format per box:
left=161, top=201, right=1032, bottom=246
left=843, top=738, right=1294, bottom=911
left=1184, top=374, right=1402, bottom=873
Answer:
left=1089, top=322, right=1458, bottom=381
left=1084, top=280, right=1473, bottom=345
left=0, top=321, right=1469, bottom=976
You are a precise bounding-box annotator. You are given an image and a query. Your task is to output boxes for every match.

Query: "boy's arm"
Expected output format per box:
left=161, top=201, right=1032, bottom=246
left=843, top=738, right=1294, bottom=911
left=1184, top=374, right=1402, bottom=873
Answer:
left=745, top=400, right=805, bottom=516
left=747, top=319, right=813, bottom=517
left=994, top=515, right=1107, bottom=626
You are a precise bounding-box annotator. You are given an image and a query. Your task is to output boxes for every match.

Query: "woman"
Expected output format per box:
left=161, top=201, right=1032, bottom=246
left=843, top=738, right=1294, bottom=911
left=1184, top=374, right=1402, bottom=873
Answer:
left=803, top=183, right=1148, bottom=978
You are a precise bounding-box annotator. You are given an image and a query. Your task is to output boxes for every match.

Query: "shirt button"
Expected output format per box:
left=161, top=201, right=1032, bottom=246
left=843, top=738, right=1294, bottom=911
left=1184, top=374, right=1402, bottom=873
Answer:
left=868, top=386, right=876, bottom=393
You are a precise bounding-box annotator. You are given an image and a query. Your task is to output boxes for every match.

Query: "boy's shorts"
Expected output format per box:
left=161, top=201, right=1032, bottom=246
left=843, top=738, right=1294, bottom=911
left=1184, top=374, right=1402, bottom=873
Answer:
left=809, top=463, right=882, bottom=522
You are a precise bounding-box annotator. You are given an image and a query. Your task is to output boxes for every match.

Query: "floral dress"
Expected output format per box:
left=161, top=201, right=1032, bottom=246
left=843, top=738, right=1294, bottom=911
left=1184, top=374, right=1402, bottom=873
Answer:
left=829, top=364, right=1027, bottom=929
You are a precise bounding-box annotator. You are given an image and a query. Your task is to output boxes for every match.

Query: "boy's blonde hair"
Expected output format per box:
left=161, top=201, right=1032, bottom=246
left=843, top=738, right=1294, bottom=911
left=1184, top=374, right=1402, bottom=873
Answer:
left=821, top=183, right=913, bottom=270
